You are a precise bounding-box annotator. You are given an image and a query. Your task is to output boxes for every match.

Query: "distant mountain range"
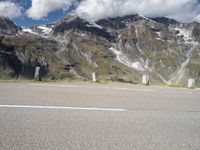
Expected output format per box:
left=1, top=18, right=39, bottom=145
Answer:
left=0, top=14, right=200, bottom=86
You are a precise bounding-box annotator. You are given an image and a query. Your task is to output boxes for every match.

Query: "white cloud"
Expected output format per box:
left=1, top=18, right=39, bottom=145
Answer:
left=25, top=0, right=200, bottom=23
left=26, top=0, right=75, bottom=20
left=0, top=1, right=22, bottom=18
left=75, top=0, right=200, bottom=23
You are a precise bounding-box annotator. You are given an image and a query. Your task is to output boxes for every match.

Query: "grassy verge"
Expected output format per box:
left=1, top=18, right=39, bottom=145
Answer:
left=0, top=79, right=199, bottom=89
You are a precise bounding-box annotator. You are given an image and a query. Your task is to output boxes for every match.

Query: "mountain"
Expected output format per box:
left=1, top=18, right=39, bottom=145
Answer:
left=0, top=15, right=200, bottom=87
left=0, top=17, right=21, bottom=35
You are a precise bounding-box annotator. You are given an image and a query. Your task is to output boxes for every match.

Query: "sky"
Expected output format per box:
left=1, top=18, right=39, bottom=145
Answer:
left=0, top=0, right=200, bottom=27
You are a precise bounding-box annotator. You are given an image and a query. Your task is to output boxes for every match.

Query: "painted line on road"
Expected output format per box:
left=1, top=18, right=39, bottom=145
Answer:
left=0, top=105, right=127, bottom=112
left=110, top=87, right=155, bottom=92
left=30, top=83, right=155, bottom=92
left=1, top=105, right=200, bottom=113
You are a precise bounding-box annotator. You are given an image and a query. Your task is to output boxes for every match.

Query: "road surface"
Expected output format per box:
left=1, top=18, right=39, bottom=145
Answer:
left=0, top=82, right=200, bottom=150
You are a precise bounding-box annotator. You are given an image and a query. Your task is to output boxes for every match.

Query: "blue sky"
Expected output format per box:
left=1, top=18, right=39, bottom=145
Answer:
left=13, top=9, right=69, bottom=27
left=0, top=0, right=75, bottom=27
left=12, top=0, right=73, bottom=27
left=1, top=0, right=200, bottom=27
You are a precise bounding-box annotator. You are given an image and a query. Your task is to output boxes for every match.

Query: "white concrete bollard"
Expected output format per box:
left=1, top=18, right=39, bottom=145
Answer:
left=92, top=73, right=97, bottom=82
left=34, top=67, right=40, bottom=81
left=188, top=79, right=195, bottom=88
left=142, top=75, right=150, bottom=85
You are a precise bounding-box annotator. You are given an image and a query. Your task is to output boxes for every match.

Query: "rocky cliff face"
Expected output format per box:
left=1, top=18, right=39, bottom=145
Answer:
left=0, top=17, right=21, bottom=35
left=0, top=15, right=200, bottom=86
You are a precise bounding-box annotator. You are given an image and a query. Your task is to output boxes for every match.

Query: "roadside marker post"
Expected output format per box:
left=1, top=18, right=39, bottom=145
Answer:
left=92, top=73, right=97, bottom=82
left=142, top=75, right=150, bottom=86
left=188, top=79, right=195, bottom=89
left=34, top=67, right=40, bottom=81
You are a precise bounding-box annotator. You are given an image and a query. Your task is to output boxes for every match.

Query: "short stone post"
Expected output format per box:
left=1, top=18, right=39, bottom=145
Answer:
left=34, top=67, right=40, bottom=81
left=142, top=75, right=150, bottom=86
left=188, top=79, right=195, bottom=89
left=92, top=72, right=97, bottom=82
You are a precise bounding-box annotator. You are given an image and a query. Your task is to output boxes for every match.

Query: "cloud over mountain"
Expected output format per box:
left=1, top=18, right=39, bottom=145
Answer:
left=0, top=1, right=22, bottom=18
left=26, top=0, right=75, bottom=20
left=76, top=0, right=200, bottom=23
left=3, top=0, right=200, bottom=23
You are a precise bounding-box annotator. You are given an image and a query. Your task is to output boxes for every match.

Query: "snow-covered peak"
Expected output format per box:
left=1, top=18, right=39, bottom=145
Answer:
left=22, top=25, right=52, bottom=37
left=22, top=28, right=37, bottom=35
left=37, top=25, right=52, bottom=35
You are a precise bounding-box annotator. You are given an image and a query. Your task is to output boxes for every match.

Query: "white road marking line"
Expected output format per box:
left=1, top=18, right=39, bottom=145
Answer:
left=30, top=83, right=155, bottom=92
left=0, top=105, right=127, bottom=112
left=30, top=83, right=82, bottom=88
left=111, top=87, right=155, bottom=92
left=161, top=90, right=197, bottom=94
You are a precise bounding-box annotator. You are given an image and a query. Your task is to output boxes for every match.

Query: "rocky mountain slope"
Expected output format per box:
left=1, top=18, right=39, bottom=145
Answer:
left=0, top=14, right=200, bottom=86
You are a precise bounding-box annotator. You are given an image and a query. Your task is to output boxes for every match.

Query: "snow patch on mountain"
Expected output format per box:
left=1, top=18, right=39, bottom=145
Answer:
left=37, top=25, right=52, bottom=35
left=22, top=25, right=53, bottom=38
left=155, top=31, right=165, bottom=42
left=175, top=27, right=193, bottom=43
left=86, top=23, right=103, bottom=29
left=109, top=47, right=145, bottom=71
left=155, top=31, right=161, bottom=37
left=22, top=28, right=37, bottom=35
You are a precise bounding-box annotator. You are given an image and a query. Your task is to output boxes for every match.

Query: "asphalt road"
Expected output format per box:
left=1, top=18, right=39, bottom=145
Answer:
left=0, top=82, right=200, bottom=150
